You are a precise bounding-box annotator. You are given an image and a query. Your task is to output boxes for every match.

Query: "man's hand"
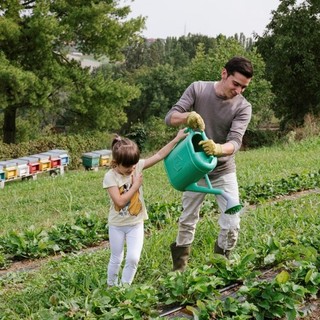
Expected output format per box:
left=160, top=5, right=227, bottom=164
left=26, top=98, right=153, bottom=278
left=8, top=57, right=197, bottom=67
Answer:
left=187, top=111, right=205, bottom=131
left=199, top=140, right=223, bottom=156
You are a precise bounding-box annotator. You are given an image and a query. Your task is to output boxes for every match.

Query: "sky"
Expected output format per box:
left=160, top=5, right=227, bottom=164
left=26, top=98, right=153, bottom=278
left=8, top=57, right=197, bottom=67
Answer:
left=120, top=0, right=282, bottom=39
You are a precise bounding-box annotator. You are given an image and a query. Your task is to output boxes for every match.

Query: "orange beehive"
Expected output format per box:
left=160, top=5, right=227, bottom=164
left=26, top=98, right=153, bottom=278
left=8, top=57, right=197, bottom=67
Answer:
left=40, top=152, right=62, bottom=169
left=29, top=154, right=51, bottom=172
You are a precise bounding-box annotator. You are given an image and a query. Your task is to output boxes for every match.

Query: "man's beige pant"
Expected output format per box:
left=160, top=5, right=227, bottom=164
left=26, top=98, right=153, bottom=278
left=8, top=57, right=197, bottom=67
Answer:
left=176, top=172, right=241, bottom=251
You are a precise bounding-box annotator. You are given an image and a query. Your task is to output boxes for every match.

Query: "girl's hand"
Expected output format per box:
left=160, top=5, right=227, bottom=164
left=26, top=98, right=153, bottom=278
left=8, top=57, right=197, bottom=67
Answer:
left=132, top=173, right=143, bottom=188
left=176, top=128, right=188, bottom=141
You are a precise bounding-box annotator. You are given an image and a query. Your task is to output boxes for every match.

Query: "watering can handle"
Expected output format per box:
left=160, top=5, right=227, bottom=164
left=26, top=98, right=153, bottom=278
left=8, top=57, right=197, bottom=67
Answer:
left=185, top=127, right=208, bottom=141
left=184, top=174, right=223, bottom=195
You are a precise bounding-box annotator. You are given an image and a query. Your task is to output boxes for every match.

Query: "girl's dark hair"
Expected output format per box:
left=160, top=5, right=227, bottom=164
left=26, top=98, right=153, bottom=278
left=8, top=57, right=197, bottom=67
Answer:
left=110, top=135, right=140, bottom=167
left=225, top=56, right=253, bottom=79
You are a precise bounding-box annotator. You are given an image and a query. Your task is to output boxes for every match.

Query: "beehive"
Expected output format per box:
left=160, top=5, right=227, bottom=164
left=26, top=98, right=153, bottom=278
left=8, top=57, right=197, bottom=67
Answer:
left=18, top=157, right=40, bottom=174
left=47, top=149, right=70, bottom=166
left=0, top=161, right=18, bottom=180
left=15, top=159, right=30, bottom=178
left=29, top=154, right=51, bottom=172
left=82, top=152, right=100, bottom=170
left=40, top=152, right=62, bottom=169
left=92, top=149, right=112, bottom=167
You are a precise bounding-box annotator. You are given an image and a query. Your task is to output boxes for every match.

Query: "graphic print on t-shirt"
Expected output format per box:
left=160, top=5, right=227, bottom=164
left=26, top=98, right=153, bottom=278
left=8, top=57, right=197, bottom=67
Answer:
left=115, top=182, right=142, bottom=216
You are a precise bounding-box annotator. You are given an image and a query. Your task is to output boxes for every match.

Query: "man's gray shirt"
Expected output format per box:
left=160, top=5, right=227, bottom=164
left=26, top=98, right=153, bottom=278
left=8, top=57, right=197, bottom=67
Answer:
left=165, top=81, right=252, bottom=178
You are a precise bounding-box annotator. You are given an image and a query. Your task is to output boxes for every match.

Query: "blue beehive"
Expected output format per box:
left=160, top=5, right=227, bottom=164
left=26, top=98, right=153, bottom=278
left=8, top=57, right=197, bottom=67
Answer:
left=0, top=166, right=5, bottom=181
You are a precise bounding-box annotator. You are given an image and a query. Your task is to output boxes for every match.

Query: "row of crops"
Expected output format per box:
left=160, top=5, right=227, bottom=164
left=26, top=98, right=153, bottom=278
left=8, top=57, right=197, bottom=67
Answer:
left=0, top=166, right=319, bottom=319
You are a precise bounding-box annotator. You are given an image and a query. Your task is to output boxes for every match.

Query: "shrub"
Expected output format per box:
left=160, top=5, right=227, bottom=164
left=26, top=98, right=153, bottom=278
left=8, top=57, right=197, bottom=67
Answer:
left=0, top=131, right=113, bottom=170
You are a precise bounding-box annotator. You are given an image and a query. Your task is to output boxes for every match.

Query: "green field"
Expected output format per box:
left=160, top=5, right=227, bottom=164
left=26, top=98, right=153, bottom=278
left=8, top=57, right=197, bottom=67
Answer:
left=0, top=135, right=319, bottom=319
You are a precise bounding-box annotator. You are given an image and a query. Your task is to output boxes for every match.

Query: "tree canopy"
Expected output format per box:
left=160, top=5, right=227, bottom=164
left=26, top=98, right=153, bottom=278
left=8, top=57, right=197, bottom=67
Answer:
left=256, top=0, right=320, bottom=129
left=120, top=35, right=273, bottom=131
left=0, top=0, right=144, bottom=143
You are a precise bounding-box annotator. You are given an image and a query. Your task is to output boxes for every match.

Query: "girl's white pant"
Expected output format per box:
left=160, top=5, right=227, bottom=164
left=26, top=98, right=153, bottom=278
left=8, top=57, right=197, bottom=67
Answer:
left=107, top=222, right=144, bottom=286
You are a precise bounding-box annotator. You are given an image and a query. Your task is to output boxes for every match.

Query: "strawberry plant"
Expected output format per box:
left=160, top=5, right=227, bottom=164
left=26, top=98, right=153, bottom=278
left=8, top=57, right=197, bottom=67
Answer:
left=239, top=270, right=308, bottom=319
left=158, top=266, right=225, bottom=305
left=187, top=297, right=258, bottom=319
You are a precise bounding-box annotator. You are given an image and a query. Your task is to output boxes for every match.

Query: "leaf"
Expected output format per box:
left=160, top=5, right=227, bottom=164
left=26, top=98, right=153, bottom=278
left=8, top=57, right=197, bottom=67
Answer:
left=305, top=269, right=313, bottom=283
left=257, top=299, right=270, bottom=309
left=264, top=253, right=276, bottom=265
left=285, top=309, right=297, bottom=320
left=276, top=270, right=290, bottom=284
left=186, top=305, right=200, bottom=319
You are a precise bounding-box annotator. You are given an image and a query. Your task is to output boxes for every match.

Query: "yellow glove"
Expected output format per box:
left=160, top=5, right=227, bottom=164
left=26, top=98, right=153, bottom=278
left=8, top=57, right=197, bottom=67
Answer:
left=187, top=111, right=205, bottom=131
left=199, top=139, right=223, bottom=156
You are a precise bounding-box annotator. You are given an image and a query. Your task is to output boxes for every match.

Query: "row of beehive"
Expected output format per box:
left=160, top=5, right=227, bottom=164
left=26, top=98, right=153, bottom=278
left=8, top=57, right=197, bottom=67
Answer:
left=82, top=149, right=112, bottom=171
left=0, top=149, right=69, bottom=189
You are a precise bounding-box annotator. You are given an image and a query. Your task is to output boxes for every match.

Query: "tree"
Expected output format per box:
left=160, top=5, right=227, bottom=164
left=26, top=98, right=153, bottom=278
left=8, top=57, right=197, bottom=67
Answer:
left=256, top=0, right=320, bottom=129
left=0, top=0, right=145, bottom=143
left=119, top=34, right=219, bottom=76
left=123, top=63, right=185, bottom=129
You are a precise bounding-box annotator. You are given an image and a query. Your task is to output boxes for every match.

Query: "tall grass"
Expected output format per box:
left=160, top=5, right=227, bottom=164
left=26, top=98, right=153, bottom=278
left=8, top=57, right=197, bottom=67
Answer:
left=236, top=135, right=320, bottom=184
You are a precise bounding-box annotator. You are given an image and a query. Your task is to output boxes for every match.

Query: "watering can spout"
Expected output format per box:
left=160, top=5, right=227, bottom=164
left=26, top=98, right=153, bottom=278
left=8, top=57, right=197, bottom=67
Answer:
left=220, top=190, right=243, bottom=214
left=185, top=178, right=243, bottom=215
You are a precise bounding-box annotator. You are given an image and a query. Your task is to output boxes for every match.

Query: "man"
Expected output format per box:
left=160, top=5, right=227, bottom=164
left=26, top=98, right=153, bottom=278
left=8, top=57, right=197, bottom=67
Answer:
left=165, top=56, right=253, bottom=271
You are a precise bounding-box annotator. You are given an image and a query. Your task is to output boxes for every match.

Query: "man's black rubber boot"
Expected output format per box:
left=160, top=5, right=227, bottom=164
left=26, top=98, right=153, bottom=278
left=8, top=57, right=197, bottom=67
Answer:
left=170, top=242, right=191, bottom=272
left=214, top=240, right=231, bottom=258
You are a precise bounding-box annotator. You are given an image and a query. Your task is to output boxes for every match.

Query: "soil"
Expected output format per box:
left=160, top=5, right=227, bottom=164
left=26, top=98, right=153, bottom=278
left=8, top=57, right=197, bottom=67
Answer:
left=300, top=299, right=320, bottom=319
left=0, top=241, right=109, bottom=276
left=1, top=189, right=319, bottom=318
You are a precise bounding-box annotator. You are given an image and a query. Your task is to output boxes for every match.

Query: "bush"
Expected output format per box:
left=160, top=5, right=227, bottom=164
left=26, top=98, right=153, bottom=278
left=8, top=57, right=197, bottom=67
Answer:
left=242, top=129, right=280, bottom=149
left=143, top=116, right=177, bottom=153
left=0, top=131, right=113, bottom=170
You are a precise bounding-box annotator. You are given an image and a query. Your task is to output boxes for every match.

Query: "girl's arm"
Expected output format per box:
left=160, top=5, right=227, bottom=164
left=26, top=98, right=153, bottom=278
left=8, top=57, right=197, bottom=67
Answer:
left=143, top=129, right=187, bottom=170
left=107, top=173, right=143, bottom=209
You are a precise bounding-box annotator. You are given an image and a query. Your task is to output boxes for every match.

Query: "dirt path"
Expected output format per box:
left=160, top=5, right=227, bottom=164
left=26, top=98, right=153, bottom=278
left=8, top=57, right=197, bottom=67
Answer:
left=0, top=241, right=109, bottom=276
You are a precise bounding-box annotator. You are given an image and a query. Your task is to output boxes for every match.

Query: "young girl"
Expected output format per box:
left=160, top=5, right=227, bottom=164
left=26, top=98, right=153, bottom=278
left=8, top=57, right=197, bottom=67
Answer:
left=103, top=129, right=187, bottom=286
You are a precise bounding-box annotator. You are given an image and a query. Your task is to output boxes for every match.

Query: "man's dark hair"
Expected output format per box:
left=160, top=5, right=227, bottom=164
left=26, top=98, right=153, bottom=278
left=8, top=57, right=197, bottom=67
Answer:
left=225, top=56, right=253, bottom=78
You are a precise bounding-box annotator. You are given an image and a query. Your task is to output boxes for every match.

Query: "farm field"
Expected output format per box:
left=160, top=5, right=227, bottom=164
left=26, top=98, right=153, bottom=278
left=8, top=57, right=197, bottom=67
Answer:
left=0, top=135, right=319, bottom=319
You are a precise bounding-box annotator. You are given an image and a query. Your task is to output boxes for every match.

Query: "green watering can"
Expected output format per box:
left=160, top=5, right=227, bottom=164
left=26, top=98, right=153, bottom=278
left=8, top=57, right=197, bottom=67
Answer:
left=164, top=128, right=242, bottom=214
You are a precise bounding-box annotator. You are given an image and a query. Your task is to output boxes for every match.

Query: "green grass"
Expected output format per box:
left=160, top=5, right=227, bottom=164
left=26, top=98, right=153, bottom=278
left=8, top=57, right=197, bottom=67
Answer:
left=236, top=136, right=320, bottom=184
left=0, top=135, right=319, bottom=235
left=0, top=170, right=108, bottom=234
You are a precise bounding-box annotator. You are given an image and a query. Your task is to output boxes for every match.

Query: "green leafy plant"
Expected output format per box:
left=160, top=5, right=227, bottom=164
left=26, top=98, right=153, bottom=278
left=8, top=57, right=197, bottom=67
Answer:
left=239, top=270, right=308, bottom=319
left=158, top=266, right=225, bottom=305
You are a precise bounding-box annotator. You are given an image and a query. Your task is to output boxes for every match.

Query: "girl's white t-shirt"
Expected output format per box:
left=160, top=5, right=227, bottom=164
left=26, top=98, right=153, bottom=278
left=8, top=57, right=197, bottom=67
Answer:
left=102, top=159, right=148, bottom=226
